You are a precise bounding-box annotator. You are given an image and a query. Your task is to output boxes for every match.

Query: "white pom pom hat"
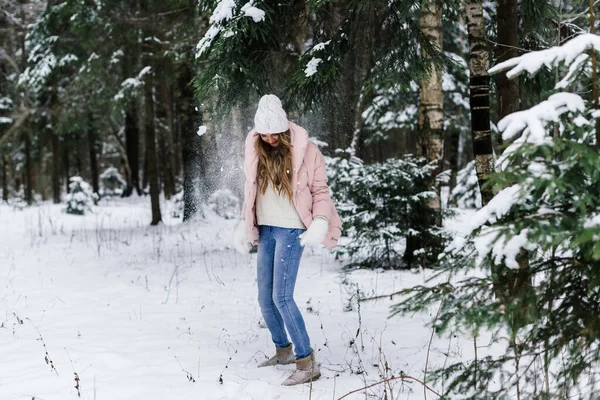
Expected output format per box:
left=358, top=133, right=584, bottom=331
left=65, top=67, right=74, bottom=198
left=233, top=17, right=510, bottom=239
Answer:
left=254, top=94, right=289, bottom=134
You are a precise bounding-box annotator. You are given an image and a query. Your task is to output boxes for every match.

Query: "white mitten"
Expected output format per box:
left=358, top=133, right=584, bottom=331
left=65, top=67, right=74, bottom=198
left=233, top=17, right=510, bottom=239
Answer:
left=300, top=218, right=329, bottom=247
left=233, top=220, right=253, bottom=254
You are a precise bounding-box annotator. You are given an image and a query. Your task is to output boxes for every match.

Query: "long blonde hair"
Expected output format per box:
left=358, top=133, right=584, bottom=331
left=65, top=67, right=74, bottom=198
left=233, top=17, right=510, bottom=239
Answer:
left=255, top=130, right=293, bottom=200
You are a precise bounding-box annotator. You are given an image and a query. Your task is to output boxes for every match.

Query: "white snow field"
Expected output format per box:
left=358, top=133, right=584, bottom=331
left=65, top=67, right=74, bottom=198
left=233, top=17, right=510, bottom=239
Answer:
left=0, top=198, right=475, bottom=400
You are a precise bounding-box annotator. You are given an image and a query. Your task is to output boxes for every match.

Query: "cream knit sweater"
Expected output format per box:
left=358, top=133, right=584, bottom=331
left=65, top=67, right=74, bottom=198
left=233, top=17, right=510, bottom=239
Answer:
left=256, top=183, right=306, bottom=229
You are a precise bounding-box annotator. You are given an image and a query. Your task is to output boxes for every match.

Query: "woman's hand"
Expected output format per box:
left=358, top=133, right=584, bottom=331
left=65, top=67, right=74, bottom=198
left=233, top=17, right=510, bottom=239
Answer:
left=300, top=218, right=329, bottom=247
left=233, top=220, right=253, bottom=254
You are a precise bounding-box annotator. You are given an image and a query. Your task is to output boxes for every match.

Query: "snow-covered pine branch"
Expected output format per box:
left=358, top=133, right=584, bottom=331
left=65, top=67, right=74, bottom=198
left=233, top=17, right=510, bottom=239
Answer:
left=196, top=1, right=265, bottom=58
left=495, top=92, right=585, bottom=170
left=488, top=33, right=600, bottom=82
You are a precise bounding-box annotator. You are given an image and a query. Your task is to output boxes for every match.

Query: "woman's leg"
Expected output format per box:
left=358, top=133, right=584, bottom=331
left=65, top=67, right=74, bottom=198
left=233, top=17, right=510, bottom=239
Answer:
left=272, top=227, right=311, bottom=359
left=256, top=225, right=291, bottom=349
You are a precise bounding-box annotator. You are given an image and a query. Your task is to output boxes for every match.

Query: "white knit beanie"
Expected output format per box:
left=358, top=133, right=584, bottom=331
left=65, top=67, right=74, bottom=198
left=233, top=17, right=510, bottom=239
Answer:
left=254, top=94, right=289, bottom=134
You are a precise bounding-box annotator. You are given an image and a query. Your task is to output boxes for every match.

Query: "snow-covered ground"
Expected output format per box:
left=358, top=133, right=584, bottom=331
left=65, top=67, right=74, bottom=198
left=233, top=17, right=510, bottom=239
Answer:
left=1, top=198, right=475, bottom=400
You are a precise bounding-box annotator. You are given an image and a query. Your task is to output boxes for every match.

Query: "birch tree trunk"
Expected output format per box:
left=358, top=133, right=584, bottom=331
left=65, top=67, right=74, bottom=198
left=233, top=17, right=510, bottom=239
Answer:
left=465, top=1, right=494, bottom=206
left=417, top=1, right=444, bottom=173
left=407, top=0, right=444, bottom=268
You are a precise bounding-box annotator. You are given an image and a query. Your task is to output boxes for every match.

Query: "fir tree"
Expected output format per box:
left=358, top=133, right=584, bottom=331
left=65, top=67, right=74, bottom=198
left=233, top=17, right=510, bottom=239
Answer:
left=394, top=33, right=600, bottom=399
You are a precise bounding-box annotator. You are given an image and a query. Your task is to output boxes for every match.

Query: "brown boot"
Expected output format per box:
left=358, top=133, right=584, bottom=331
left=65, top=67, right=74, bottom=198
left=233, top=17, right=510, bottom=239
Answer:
left=258, top=344, right=295, bottom=367
left=281, top=352, right=321, bottom=386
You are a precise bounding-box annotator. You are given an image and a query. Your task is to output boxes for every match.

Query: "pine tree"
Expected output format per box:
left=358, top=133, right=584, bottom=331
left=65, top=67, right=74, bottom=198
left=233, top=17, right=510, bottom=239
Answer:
left=394, top=33, right=600, bottom=399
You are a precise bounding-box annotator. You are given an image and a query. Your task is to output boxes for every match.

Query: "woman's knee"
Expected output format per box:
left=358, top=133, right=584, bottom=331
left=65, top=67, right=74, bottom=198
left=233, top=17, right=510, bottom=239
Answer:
left=258, top=291, right=274, bottom=309
left=273, top=294, right=294, bottom=310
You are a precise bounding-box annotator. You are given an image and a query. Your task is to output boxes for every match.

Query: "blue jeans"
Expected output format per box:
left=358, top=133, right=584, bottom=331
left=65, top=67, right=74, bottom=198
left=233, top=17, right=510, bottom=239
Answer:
left=257, top=225, right=311, bottom=359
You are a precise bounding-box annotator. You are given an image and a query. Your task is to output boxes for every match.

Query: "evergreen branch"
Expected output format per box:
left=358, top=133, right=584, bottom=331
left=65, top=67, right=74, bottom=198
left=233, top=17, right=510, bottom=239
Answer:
left=489, top=33, right=600, bottom=79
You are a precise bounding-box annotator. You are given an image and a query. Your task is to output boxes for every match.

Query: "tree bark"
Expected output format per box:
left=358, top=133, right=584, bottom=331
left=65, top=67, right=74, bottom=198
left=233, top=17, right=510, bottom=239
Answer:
left=496, top=0, right=520, bottom=124
left=156, top=61, right=176, bottom=199
left=1, top=153, right=7, bottom=202
left=350, top=27, right=375, bottom=160
left=589, top=0, right=600, bottom=149
left=144, top=79, right=161, bottom=225
left=179, top=62, right=203, bottom=221
left=50, top=84, right=61, bottom=203
left=63, top=134, right=70, bottom=193
left=0, top=153, right=8, bottom=202
left=122, top=42, right=142, bottom=197
left=418, top=1, right=444, bottom=170
left=406, top=0, right=444, bottom=268
left=465, top=1, right=494, bottom=206
left=141, top=0, right=161, bottom=225
left=24, top=127, right=33, bottom=205
left=87, top=112, right=100, bottom=196
left=50, top=132, right=61, bottom=203
left=172, top=95, right=182, bottom=181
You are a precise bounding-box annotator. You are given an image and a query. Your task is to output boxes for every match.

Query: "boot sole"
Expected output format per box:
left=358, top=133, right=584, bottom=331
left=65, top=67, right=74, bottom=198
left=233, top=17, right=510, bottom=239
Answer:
left=282, top=372, right=321, bottom=386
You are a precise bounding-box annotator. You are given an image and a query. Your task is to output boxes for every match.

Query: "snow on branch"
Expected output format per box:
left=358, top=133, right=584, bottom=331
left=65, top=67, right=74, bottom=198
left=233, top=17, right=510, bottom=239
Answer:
left=114, top=66, right=152, bottom=101
left=196, top=0, right=265, bottom=58
left=496, top=92, right=585, bottom=170
left=499, top=93, right=585, bottom=142
left=489, top=33, right=600, bottom=79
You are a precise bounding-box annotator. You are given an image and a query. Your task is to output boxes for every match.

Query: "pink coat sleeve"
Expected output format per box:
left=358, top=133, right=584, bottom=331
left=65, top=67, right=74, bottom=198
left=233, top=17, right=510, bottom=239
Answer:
left=309, top=147, right=332, bottom=221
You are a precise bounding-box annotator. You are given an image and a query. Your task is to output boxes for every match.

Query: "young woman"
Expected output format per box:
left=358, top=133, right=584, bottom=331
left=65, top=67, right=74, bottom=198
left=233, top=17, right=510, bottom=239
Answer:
left=234, top=94, right=341, bottom=386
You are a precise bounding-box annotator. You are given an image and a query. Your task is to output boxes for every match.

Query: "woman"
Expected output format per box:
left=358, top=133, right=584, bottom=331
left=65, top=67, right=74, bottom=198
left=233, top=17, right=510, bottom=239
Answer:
left=234, top=94, right=341, bottom=386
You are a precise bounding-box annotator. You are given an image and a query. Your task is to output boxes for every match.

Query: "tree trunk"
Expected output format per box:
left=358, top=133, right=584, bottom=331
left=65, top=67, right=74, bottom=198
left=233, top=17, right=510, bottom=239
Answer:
left=37, top=145, right=47, bottom=201
left=350, top=30, right=375, bottom=160
left=144, top=82, right=161, bottom=225
left=140, top=1, right=161, bottom=225
left=179, top=62, right=204, bottom=222
left=124, top=102, right=142, bottom=196
left=20, top=4, right=32, bottom=206
left=122, top=41, right=142, bottom=197
left=24, top=127, right=33, bottom=205
left=50, top=83, right=61, bottom=203
left=63, top=134, right=70, bottom=193
left=0, top=20, right=8, bottom=203
left=172, top=95, right=182, bottom=182
left=445, top=128, right=460, bottom=205
left=156, top=61, right=176, bottom=199
left=87, top=111, right=100, bottom=196
left=417, top=1, right=444, bottom=170
left=1, top=152, right=8, bottom=202
left=465, top=1, right=494, bottom=206
left=496, top=0, right=520, bottom=124
left=142, top=150, right=149, bottom=191
left=340, top=45, right=358, bottom=152
left=589, top=0, right=600, bottom=149
left=407, top=1, right=444, bottom=268
left=50, top=132, right=61, bottom=203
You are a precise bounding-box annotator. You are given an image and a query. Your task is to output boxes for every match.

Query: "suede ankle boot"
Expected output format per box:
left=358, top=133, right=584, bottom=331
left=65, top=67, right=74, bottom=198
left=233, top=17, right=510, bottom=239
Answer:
left=282, top=352, right=321, bottom=386
left=258, top=344, right=295, bottom=367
